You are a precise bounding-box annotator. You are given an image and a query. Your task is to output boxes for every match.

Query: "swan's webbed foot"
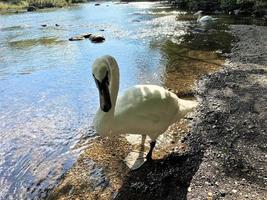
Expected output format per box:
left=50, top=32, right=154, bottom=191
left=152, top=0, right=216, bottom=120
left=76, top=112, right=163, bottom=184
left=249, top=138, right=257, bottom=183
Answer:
left=146, top=141, right=156, bottom=162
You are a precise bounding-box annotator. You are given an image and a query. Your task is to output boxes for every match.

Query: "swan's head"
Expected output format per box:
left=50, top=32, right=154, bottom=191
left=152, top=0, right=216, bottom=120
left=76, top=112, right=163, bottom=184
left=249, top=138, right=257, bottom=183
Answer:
left=92, top=56, right=112, bottom=112
left=194, top=10, right=203, bottom=17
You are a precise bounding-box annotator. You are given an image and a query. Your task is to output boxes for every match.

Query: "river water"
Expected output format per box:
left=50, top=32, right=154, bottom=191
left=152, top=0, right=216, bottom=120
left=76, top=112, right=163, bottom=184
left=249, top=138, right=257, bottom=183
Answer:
left=0, top=1, right=244, bottom=199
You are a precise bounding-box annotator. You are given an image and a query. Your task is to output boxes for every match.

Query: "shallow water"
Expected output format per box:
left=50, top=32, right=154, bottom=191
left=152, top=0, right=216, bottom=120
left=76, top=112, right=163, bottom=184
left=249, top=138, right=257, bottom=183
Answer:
left=0, top=2, right=243, bottom=199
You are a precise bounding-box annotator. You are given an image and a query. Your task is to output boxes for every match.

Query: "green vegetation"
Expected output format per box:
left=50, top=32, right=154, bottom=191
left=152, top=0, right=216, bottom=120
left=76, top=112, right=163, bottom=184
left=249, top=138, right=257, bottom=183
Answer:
left=1, top=0, right=265, bottom=16
left=0, top=0, right=87, bottom=11
left=0, top=1, right=27, bottom=10
left=169, top=0, right=267, bottom=16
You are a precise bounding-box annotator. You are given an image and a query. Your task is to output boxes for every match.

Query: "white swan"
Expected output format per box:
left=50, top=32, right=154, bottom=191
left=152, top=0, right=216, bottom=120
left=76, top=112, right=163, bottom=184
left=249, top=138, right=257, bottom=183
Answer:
left=92, top=55, right=198, bottom=161
left=194, top=11, right=217, bottom=24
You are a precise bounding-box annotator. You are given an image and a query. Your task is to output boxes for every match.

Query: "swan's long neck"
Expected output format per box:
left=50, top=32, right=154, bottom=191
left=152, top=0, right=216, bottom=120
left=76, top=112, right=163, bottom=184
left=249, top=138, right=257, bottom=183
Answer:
left=197, top=14, right=202, bottom=21
left=107, top=57, right=120, bottom=115
left=92, top=56, right=120, bottom=136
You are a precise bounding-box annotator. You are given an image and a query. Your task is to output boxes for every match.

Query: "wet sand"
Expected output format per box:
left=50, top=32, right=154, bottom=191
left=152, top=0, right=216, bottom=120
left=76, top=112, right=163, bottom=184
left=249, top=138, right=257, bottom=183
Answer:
left=48, top=25, right=266, bottom=199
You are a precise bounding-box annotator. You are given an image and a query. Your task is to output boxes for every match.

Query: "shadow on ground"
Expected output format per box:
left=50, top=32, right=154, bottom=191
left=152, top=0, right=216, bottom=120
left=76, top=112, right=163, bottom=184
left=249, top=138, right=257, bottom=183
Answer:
left=114, top=133, right=204, bottom=200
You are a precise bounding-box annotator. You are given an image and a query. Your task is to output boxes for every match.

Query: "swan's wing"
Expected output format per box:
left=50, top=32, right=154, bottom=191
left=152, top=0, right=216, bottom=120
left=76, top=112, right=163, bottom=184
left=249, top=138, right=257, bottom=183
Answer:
left=114, top=85, right=178, bottom=133
left=200, top=15, right=215, bottom=22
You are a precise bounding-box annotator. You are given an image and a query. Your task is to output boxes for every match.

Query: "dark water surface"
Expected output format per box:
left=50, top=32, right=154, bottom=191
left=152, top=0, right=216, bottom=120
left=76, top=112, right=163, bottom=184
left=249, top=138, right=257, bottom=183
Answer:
left=0, top=1, right=254, bottom=199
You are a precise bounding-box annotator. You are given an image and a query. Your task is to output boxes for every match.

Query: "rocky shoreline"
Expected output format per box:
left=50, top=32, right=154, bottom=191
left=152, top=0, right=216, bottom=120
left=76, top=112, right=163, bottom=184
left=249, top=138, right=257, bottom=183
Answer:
left=49, top=25, right=266, bottom=200
left=187, top=25, right=267, bottom=200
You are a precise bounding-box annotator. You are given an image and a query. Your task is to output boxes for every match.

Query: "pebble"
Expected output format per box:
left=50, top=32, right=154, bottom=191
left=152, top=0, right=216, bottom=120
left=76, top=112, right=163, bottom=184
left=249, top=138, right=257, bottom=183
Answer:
left=205, top=181, right=210, bottom=185
left=208, top=192, right=213, bottom=199
left=248, top=125, right=254, bottom=129
left=220, top=189, right=226, bottom=197
left=232, top=189, right=237, bottom=194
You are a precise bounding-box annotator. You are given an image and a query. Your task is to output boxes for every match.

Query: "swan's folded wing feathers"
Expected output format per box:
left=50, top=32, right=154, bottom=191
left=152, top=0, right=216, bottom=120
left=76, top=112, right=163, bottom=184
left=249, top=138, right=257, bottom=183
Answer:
left=115, top=85, right=178, bottom=128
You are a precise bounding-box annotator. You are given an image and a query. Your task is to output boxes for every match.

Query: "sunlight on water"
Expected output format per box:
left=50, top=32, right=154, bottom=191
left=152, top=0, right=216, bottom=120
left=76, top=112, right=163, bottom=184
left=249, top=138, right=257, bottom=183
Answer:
left=0, top=2, right=235, bottom=199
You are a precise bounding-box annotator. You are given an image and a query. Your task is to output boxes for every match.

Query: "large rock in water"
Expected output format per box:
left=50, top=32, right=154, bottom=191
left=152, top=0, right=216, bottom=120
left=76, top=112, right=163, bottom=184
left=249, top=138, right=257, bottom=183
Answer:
left=89, top=35, right=105, bottom=43
left=27, top=6, right=37, bottom=12
left=69, top=34, right=105, bottom=43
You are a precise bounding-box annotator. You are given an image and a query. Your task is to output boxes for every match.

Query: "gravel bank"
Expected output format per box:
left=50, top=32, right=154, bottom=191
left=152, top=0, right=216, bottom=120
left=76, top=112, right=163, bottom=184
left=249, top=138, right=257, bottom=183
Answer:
left=187, top=25, right=267, bottom=200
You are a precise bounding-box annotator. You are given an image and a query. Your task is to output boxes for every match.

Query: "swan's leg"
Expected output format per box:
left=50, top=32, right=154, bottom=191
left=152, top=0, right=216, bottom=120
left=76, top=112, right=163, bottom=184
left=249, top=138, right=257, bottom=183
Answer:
left=140, top=135, right=146, bottom=152
left=146, top=140, right=156, bottom=161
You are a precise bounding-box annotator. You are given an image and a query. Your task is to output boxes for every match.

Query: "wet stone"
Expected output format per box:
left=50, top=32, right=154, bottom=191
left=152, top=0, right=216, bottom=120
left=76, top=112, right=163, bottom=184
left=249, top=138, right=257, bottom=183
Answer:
left=82, top=33, right=92, bottom=38
left=89, top=35, right=105, bottom=43
left=219, top=189, right=226, bottom=197
left=69, top=36, right=85, bottom=41
left=232, top=189, right=237, bottom=194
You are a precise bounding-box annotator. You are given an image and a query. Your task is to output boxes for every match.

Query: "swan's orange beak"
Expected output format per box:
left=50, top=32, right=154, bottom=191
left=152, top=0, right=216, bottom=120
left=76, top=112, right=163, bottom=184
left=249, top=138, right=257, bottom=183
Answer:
left=93, top=72, right=112, bottom=112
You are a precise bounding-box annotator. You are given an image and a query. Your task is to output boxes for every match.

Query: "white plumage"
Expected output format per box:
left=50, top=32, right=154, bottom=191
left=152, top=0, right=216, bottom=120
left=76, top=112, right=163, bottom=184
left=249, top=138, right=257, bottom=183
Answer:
left=92, top=55, right=198, bottom=160
left=194, top=11, right=217, bottom=24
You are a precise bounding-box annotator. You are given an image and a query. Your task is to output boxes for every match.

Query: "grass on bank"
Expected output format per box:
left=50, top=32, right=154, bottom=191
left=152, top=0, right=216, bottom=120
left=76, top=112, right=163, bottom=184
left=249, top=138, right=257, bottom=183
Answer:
left=169, top=0, right=267, bottom=16
left=0, top=0, right=87, bottom=10
left=0, top=1, right=27, bottom=10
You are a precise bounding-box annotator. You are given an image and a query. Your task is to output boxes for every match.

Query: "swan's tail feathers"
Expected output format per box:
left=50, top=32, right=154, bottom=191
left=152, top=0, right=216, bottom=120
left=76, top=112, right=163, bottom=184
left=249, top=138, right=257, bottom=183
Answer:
left=177, top=98, right=198, bottom=119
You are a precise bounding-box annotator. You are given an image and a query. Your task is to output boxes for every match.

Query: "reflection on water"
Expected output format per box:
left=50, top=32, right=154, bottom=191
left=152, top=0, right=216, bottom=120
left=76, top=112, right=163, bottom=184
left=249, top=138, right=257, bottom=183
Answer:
left=159, top=15, right=236, bottom=95
left=0, top=1, right=245, bottom=199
